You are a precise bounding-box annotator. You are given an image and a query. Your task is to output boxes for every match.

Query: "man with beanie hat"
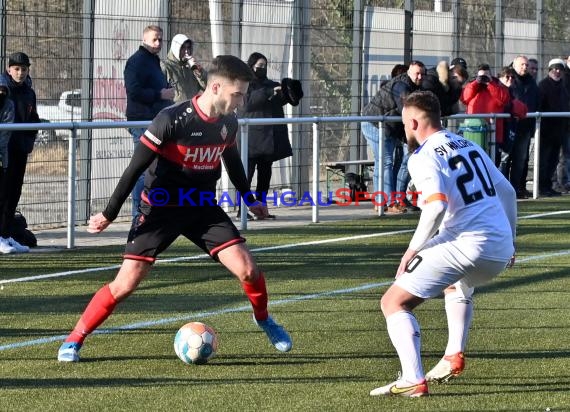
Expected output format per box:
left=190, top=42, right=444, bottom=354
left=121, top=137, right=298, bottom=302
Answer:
left=555, top=55, right=570, bottom=193
left=537, top=58, right=569, bottom=196
left=449, top=57, right=467, bottom=71
left=161, top=34, right=207, bottom=103
left=0, top=51, right=40, bottom=253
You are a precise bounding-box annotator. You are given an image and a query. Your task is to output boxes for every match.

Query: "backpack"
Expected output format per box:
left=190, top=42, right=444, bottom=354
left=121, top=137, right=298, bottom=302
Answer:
left=12, top=211, right=37, bottom=247
left=345, top=172, right=368, bottom=201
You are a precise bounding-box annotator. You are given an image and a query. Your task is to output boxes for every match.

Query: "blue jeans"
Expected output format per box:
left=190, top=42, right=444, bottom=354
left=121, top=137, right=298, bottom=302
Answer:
left=396, top=143, right=410, bottom=193
left=361, top=122, right=379, bottom=193
left=362, top=123, right=410, bottom=202
left=384, top=134, right=409, bottom=196
left=128, top=127, right=146, bottom=217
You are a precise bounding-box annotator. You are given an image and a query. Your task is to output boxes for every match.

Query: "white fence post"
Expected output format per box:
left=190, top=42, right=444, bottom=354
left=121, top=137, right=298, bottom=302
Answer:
left=312, top=121, right=319, bottom=223
left=533, top=115, right=541, bottom=199
left=67, top=127, right=77, bottom=248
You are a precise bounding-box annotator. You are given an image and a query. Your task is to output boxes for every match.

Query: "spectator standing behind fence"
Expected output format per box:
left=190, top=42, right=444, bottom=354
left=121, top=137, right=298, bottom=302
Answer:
left=0, top=53, right=40, bottom=254
left=237, top=52, right=303, bottom=220
left=422, top=59, right=468, bottom=117
left=362, top=64, right=407, bottom=207
left=554, top=55, right=570, bottom=194
left=528, top=58, right=539, bottom=80
left=537, top=58, right=569, bottom=197
left=511, top=56, right=539, bottom=199
left=124, top=25, right=174, bottom=217
left=497, top=66, right=528, bottom=180
left=161, top=34, right=207, bottom=103
left=0, top=76, right=15, bottom=254
left=362, top=61, right=425, bottom=213
left=461, top=64, right=511, bottom=165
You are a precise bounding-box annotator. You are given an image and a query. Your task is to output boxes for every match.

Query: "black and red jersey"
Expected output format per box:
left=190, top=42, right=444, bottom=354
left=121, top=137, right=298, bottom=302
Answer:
left=102, top=95, right=254, bottom=220
left=141, top=95, right=238, bottom=197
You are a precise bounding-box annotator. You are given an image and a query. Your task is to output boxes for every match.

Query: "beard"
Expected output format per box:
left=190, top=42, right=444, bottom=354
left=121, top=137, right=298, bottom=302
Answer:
left=407, top=135, right=420, bottom=153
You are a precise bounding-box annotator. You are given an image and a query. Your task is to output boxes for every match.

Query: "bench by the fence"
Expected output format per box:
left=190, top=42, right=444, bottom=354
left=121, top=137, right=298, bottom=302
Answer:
left=321, top=160, right=374, bottom=200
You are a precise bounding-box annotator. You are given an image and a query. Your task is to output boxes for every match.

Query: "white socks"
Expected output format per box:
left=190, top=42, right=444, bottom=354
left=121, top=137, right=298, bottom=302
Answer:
left=386, top=310, right=424, bottom=383
left=444, top=290, right=474, bottom=355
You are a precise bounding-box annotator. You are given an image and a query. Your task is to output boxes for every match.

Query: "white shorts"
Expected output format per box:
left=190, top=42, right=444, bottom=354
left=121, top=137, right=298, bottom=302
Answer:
left=394, top=234, right=510, bottom=299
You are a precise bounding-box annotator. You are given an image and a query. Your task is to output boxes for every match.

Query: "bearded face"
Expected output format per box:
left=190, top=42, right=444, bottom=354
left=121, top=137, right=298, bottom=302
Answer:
left=407, top=135, right=420, bottom=153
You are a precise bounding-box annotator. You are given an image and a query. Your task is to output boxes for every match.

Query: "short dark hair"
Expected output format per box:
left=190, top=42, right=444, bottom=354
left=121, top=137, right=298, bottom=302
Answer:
left=207, top=55, right=254, bottom=83
left=409, top=60, right=426, bottom=74
left=499, top=66, right=516, bottom=78
left=409, top=60, right=425, bottom=68
left=391, top=64, right=409, bottom=78
left=403, top=90, right=441, bottom=121
left=246, top=52, right=268, bottom=69
left=451, top=65, right=468, bottom=81
left=478, top=63, right=491, bottom=71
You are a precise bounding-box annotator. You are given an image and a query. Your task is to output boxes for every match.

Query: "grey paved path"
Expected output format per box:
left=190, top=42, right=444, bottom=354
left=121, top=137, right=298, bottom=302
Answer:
left=32, top=203, right=401, bottom=251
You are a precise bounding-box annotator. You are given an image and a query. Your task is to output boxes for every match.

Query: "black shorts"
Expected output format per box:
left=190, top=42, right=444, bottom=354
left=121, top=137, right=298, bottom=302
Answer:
left=124, top=205, right=245, bottom=263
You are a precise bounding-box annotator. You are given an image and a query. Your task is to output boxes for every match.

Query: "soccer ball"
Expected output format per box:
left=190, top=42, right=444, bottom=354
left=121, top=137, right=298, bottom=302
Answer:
left=174, top=321, right=218, bottom=365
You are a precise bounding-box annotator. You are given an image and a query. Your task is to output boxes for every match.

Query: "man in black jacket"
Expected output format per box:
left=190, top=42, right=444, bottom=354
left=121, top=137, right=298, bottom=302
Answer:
left=537, top=58, right=569, bottom=196
left=124, top=25, right=174, bottom=217
left=362, top=61, right=425, bottom=212
left=511, top=55, right=539, bottom=198
left=0, top=52, right=40, bottom=253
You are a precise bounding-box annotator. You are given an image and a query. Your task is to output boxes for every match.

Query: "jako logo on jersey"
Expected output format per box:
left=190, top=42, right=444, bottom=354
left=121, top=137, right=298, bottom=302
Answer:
left=191, top=131, right=203, bottom=136
left=183, top=145, right=224, bottom=168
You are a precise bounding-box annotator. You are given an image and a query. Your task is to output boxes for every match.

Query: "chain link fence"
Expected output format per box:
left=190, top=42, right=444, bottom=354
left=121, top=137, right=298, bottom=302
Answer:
left=0, top=0, right=566, bottom=228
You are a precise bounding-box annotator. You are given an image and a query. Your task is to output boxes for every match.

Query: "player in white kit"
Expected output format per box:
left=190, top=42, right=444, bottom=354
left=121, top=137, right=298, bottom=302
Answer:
left=370, top=91, right=517, bottom=397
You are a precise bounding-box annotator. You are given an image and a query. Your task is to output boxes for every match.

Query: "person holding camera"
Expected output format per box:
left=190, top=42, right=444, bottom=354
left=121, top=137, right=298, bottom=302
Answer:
left=460, top=63, right=511, bottom=164
left=161, top=33, right=207, bottom=103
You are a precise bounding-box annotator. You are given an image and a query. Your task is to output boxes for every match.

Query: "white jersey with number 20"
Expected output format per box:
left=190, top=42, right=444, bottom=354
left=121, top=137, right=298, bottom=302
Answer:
left=409, top=130, right=514, bottom=262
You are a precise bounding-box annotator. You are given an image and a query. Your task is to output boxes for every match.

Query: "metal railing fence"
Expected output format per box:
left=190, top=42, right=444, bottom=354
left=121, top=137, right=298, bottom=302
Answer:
left=0, top=111, right=565, bottom=247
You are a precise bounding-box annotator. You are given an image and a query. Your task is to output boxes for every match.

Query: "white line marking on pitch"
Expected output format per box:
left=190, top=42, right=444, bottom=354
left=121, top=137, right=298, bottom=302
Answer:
left=0, top=249, right=567, bottom=353
left=2, top=208, right=566, bottom=285
left=0, top=210, right=568, bottom=352
left=0, top=281, right=392, bottom=351
left=0, top=230, right=414, bottom=285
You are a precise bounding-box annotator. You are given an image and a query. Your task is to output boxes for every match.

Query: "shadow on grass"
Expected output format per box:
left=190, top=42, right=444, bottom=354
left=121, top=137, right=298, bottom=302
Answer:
left=0, top=373, right=373, bottom=389
left=478, top=266, right=570, bottom=295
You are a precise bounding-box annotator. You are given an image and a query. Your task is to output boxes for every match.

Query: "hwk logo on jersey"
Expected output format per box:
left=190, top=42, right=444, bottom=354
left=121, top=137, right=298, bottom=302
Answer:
left=183, top=145, right=225, bottom=169
left=220, top=124, right=228, bottom=141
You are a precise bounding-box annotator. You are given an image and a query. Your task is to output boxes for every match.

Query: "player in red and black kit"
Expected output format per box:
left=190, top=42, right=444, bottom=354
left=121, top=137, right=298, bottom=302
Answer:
left=58, top=55, right=292, bottom=362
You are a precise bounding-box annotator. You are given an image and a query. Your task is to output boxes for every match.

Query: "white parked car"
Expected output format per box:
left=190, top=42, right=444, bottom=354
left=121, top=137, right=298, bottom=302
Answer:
left=36, top=89, right=82, bottom=144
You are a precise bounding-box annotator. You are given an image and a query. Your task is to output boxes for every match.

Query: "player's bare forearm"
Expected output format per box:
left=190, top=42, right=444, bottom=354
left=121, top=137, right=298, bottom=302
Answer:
left=88, top=212, right=112, bottom=233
